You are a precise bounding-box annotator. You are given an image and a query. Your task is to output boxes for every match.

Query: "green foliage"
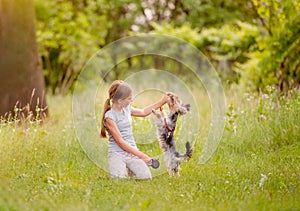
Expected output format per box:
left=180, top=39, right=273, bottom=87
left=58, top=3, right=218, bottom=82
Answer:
left=35, top=0, right=107, bottom=94
left=0, top=89, right=300, bottom=210
left=239, top=1, right=300, bottom=91
left=34, top=0, right=258, bottom=94
left=34, top=0, right=300, bottom=93
left=138, top=0, right=257, bottom=29
left=148, top=21, right=260, bottom=84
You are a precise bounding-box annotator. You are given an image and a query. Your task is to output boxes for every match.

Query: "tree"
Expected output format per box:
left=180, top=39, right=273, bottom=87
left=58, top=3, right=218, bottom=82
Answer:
left=240, top=0, right=300, bottom=91
left=0, top=0, right=47, bottom=120
left=35, top=0, right=259, bottom=94
left=35, top=0, right=106, bottom=94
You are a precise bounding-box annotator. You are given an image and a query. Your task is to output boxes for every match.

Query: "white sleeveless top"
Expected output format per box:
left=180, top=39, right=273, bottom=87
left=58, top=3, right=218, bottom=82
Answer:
left=104, top=105, right=137, bottom=152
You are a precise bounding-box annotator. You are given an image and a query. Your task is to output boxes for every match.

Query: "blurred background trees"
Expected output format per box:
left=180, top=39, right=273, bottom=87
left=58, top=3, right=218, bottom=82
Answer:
left=1, top=0, right=299, bottom=101
left=0, top=0, right=47, bottom=119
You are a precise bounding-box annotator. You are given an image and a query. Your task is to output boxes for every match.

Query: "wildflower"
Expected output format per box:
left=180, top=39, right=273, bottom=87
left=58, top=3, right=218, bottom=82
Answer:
left=259, top=174, right=267, bottom=188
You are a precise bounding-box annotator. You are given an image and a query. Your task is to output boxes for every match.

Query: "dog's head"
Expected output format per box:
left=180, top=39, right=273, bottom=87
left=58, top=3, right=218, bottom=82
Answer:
left=167, top=93, right=190, bottom=115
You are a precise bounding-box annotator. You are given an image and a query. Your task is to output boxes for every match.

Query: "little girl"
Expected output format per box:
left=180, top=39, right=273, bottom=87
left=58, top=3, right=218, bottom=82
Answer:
left=100, top=80, right=170, bottom=179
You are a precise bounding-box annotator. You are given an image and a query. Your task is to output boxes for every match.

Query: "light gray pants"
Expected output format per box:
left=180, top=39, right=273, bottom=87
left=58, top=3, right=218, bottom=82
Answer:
left=108, top=151, right=152, bottom=179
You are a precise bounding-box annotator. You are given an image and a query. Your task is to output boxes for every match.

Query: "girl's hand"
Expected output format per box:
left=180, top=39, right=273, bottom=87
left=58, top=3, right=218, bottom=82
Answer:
left=145, top=158, right=160, bottom=168
left=144, top=157, right=152, bottom=165
left=162, top=92, right=173, bottom=104
left=131, top=92, right=174, bottom=117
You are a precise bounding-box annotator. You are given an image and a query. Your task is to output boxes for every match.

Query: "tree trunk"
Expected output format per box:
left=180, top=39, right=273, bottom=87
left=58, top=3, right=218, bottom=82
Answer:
left=0, top=0, right=48, bottom=120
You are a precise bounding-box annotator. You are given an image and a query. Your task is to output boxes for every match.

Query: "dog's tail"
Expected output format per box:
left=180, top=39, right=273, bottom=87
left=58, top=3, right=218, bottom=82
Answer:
left=175, top=142, right=193, bottom=160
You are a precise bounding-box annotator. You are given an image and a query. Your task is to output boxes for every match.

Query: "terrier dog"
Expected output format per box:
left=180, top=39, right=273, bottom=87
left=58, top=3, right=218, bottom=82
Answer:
left=152, top=94, right=192, bottom=176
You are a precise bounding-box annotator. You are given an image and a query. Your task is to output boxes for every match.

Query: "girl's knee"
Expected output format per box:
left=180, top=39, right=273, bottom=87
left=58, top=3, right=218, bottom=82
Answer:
left=126, top=158, right=152, bottom=179
left=135, top=170, right=152, bottom=180
left=130, top=164, right=152, bottom=179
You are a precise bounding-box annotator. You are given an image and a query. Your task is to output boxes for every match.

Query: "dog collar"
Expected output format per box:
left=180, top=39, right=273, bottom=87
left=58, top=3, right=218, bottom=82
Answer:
left=164, top=117, right=175, bottom=133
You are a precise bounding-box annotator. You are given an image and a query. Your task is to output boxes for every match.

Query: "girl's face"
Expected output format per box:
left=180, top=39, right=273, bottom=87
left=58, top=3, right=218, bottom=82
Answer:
left=119, top=94, right=133, bottom=108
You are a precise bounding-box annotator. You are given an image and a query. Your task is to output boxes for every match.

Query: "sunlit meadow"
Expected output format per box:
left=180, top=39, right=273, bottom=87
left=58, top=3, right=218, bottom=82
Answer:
left=0, top=86, right=299, bottom=210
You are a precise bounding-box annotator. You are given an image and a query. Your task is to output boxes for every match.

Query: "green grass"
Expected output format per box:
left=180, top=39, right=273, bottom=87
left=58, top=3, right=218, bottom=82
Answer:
left=0, top=88, right=299, bottom=211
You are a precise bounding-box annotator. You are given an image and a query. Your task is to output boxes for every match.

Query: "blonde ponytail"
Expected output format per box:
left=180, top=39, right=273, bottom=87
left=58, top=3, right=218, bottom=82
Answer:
left=100, top=80, right=124, bottom=138
left=100, top=98, right=112, bottom=138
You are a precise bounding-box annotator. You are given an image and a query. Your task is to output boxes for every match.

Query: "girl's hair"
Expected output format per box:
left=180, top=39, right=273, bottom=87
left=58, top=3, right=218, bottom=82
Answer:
left=100, top=80, right=133, bottom=138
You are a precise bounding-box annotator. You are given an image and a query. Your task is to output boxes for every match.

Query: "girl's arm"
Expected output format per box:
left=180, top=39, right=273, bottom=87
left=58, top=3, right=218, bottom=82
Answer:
left=131, top=93, right=171, bottom=117
left=105, top=118, right=152, bottom=164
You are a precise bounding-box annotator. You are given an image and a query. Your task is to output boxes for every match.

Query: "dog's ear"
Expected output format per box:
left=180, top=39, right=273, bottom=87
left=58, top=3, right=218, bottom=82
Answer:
left=178, top=103, right=190, bottom=115
left=185, top=104, right=191, bottom=111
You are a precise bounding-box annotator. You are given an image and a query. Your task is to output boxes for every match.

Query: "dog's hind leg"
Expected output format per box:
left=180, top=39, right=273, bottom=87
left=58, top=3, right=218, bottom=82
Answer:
left=175, top=142, right=193, bottom=160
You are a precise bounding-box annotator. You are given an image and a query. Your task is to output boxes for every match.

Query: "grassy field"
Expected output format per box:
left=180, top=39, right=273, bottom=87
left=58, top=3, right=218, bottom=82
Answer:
left=0, top=87, right=299, bottom=211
